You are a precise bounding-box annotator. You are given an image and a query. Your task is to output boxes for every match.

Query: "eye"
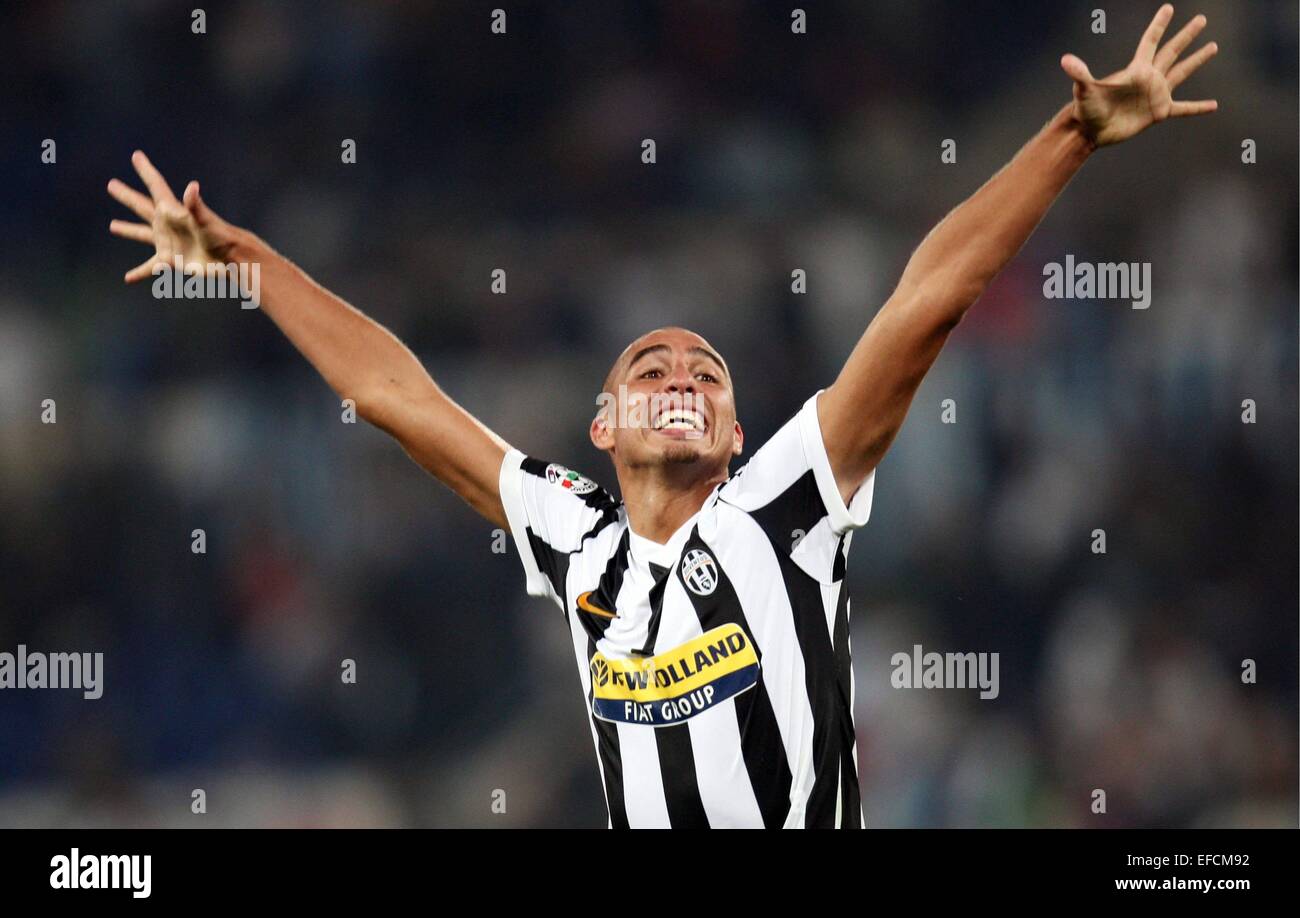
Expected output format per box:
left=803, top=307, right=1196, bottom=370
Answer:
left=696, top=372, right=718, bottom=383
left=640, top=369, right=662, bottom=379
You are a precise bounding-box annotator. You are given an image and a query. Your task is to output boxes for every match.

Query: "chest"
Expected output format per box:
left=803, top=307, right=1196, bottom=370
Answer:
left=570, top=543, right=735, bottom=659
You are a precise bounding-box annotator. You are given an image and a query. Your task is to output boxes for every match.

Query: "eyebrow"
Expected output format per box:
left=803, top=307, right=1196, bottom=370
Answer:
left=626, top=344, right=727, bottom=376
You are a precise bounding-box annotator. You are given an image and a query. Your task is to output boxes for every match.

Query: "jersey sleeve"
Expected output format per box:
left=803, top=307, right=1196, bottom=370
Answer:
left=717, top=391, right=875, bottom=584
left=498, top=449, right=622, bottom=606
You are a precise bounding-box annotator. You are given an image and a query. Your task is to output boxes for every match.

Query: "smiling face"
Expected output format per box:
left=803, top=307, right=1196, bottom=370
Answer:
left=591, top=327, right=743, bottom=477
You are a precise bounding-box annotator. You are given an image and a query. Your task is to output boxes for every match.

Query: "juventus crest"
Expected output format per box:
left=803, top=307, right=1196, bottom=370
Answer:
left=680, top=548, right=719, bottom=596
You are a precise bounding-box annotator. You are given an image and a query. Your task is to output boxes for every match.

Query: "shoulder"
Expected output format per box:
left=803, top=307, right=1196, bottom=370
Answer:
left=518, top=456, right=622, bottom=513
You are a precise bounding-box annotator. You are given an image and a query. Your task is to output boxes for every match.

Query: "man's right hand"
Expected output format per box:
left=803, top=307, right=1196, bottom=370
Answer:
left=108, top=150, right=245, bottom=283
left=107, top=149, right=512, bottom=528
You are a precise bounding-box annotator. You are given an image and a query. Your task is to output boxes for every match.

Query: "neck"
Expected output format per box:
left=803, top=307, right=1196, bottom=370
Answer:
left=615, top=462, right=729, bottom=544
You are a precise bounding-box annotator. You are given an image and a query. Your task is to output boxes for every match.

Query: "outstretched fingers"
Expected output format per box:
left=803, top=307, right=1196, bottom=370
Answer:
left=1154, top=13, right=1207, bottom=72
left=109, top=219, right=152, bottom=244
left=1167, top=40, right=1218, bottom=89
left=1170, top=99, right=1218, bottom=118
left=183, top=180, right=220, bottom=227
left=107, top=178, right=155, bottom=222
left=1136, top=4, right=1175, bottom=63
left=1060, top=53, right=1094, bottom=85
left=112, top=153, right=210, bottom=283
left=131, top=150, right=179, bottom=206
left=123, top=255, right=158, bottom=284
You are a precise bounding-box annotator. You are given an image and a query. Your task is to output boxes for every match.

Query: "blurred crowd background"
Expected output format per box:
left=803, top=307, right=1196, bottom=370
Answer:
left=0, top=0, right=1295, bottom=827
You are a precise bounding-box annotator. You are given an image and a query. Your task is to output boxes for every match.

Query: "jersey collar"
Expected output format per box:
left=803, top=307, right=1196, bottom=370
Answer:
left=624, top=483, right=723, bottom=567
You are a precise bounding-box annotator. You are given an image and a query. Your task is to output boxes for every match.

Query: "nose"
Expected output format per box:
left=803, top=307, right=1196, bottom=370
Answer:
left=663, top=360, right=695, bottom=394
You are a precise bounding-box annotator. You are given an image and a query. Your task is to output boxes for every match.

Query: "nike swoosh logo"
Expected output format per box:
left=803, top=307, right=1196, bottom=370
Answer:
left=577, top=591, right=616, bottom=619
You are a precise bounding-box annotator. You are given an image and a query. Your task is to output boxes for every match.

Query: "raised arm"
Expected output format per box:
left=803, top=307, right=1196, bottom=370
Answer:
left=107, top=152, right=511, bottom=527
left=818, top=4, right=1218, bottom=502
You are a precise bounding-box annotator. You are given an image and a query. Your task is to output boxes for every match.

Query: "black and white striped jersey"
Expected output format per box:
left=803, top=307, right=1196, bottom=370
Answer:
left=499, top=392, right=875, bottom=828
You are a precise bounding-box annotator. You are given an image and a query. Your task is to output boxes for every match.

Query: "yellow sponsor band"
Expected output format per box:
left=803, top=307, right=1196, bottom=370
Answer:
left=591, top=623, right=757, bottom=702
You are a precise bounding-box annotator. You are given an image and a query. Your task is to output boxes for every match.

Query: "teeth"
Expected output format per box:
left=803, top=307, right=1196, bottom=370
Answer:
left=655, top=409, right=705, bottom=431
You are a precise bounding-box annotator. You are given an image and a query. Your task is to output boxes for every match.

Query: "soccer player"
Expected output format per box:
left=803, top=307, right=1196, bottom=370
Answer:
left=107, top=6, right=1217, bottom=827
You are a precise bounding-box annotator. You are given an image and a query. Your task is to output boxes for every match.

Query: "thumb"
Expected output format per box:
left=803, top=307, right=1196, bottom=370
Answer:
left=1060, top=54, right=1094, bottom=85
left=183, top=181, right=220, bottom=227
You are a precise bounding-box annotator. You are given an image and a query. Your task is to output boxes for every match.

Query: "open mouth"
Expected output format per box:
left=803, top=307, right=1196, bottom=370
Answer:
left=652, top=407, right=708, bottom=437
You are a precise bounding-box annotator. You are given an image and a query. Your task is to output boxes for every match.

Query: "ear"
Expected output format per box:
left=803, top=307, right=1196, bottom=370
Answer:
left=731, top=420, right=744, bottom=457
left=590, top=408, right=615, bottom=452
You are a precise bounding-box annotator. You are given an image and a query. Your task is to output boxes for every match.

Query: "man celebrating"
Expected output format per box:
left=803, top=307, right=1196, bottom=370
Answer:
left=107, top=6, right=1216, bottom=827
